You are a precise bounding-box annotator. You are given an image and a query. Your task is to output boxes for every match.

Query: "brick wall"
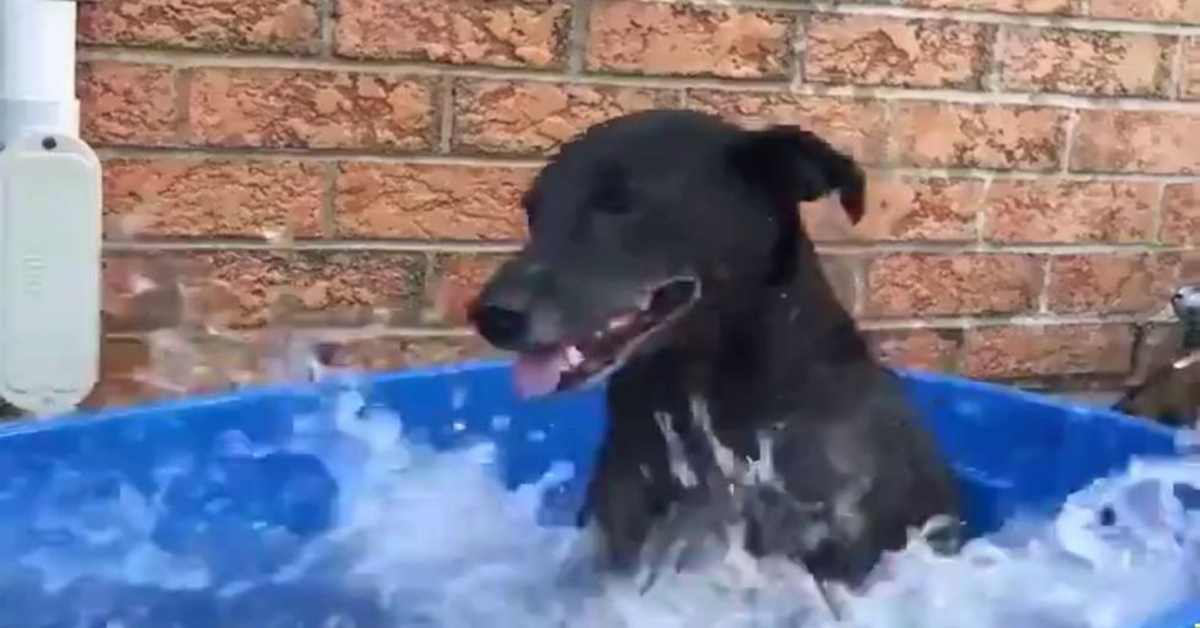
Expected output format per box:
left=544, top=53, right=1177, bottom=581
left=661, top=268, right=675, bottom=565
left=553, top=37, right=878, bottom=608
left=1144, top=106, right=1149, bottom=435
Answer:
left=77, top=0, right=1200, bottom=406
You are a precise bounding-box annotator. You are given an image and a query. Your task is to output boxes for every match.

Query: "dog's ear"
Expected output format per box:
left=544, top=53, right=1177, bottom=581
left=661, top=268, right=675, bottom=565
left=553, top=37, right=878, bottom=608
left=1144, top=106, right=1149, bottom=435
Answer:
left=729, top=125, right=866, bottom=224
left=728, top=125, right=866, bottom=285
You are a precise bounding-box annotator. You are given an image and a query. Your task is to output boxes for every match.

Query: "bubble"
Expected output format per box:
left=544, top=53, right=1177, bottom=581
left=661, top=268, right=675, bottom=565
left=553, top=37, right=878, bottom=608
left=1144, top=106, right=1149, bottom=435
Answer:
left=6, top=375, right=1198, bottom=627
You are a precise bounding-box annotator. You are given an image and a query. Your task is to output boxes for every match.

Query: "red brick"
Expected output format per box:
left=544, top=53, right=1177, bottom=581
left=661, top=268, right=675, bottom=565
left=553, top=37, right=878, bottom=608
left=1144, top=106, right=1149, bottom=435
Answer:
left=962, top=324, right=1134, bottom=379
left=1162, top=184, right=1200, bottom=246
left=1182, top=38, right=1200, bottom=100
left=84, top=338, right=153, bottom=409
left=108, top=251, right=427, bottom=329
left=983, top=180, right=1158, bottom=243
left=335, top=334, right=496, bottom=370
left=1000, top=28, right=1174, bottom=97
left=88, top=330, right=494, bottom=407
left=137, top=328, right=278, bottom=396
left=258, top=331, right=495, bottom=372
left=805, top=16, right=991, bottom=89
left=818, top=254, right=861, bottom=314
left=79, top=62, right=181, bottom=146
left=903, top=0, right=1074, bottom=13
left=587, top=0, right=792, bottom=79
left=399, top=336, right=498, bottom=365
left=188, top=68, right=438, bottom=150
left=1071, top=110, right=1200, bottom=175
left=893, top=103, right=1068, bottom=170
left=1089, top=0, right=1200, bottom=23
left=865, top=254, right=1043, bottom=317
left=1185, top=252, right=1200, bottom=282
left=102, top=252, right=190, bottom=332
left=1047, top=254, right=1181, bottom=315
left=427, top=254, right=511, bottom=326
left=336, top=0, right=568, bottom=68
left=221, top=251, right=426, bottom=327
left=453, top=80, right=676, bottom=155
left=686, top=91, right=888, bottom=165
left=79, top=0, right=319, bottom=53
left=102, top=159, right=324, bottom=239
left=803, top=176, right=984, bottom=242
left=867, top=328, right=962, bottom=372
left=336, top=163, right=536, bottom=241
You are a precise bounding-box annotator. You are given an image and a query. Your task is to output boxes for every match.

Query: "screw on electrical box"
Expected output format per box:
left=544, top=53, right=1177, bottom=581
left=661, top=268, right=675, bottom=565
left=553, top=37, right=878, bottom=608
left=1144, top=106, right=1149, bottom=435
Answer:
left=41, top=137, right=57, bottom=151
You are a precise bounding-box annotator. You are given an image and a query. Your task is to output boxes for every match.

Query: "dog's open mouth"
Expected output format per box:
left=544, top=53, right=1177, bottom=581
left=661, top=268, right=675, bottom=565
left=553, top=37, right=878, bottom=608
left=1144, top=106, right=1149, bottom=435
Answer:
left=513, top=278, right=700, bottom=399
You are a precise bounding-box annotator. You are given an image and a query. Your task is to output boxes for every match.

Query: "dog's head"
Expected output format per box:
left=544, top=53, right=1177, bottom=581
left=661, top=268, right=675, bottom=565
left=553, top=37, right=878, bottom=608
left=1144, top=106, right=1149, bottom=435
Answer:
left=1173, top=285, right=1200, bottom=326
left=469, top=110, right=865, bottom=398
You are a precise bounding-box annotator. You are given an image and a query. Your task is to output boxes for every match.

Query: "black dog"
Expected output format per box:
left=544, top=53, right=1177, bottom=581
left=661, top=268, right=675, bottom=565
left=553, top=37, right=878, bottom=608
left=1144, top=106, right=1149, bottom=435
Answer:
left=469, top=110, right=960, bottom=587
left=1115, top=285, right=1200, bottom=428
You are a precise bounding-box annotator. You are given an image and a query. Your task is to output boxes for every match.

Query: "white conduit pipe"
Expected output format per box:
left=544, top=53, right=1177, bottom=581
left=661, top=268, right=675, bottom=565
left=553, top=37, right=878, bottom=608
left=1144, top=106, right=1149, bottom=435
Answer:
left=0, top=0, right=103, bottom=415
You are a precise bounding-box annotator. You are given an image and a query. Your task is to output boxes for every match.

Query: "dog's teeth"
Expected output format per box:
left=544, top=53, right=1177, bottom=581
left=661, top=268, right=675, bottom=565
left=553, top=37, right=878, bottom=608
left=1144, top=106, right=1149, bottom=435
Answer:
left=566, top=346, right=585, bottom=367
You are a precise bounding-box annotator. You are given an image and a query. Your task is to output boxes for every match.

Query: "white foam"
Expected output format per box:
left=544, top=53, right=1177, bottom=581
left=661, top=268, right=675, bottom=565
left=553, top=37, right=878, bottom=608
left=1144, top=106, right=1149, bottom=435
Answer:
left=1, top=377, right=1197, bottom=628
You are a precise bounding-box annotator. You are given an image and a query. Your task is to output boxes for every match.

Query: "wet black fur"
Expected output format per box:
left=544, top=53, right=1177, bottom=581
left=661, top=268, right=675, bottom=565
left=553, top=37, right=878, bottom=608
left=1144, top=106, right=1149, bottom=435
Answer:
left=470, top=110, right=961, bottom=586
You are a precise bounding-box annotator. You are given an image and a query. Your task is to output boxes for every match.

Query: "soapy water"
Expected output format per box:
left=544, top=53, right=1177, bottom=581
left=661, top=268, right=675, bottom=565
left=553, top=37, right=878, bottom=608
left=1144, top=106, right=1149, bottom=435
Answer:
left=0, top=371, right=1198, bottom=628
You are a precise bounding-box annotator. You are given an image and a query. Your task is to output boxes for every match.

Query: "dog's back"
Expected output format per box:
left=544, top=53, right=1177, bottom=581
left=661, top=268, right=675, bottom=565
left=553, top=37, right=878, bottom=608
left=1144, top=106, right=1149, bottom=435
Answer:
left=1116, top=285, right=1200, bottom=427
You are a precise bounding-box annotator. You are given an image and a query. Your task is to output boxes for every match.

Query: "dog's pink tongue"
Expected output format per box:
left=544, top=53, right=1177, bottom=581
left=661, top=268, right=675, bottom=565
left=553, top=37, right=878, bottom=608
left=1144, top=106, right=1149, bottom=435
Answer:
left=514, top=349, right=565, bottom=399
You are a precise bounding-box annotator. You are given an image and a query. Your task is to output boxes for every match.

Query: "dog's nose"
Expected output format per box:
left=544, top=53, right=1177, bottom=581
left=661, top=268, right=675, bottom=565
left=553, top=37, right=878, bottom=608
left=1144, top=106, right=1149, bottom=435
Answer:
left=470, top=302, right=530, bottom=350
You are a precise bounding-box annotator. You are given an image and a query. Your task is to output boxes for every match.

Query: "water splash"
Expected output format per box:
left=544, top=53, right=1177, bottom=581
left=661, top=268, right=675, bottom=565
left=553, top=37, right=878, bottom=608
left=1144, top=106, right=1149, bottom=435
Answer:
left=0, top=370, right=1196, bottom=628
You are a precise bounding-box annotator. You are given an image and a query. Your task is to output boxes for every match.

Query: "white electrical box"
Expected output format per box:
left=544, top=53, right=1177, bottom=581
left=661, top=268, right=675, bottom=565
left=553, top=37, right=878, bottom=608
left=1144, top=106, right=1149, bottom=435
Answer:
left=0, top=131, right=102, bottom=414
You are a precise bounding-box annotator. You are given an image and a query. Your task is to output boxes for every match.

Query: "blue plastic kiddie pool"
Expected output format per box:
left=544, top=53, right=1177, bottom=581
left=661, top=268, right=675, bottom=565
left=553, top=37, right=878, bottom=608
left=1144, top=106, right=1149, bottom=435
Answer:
left=0, top=361, right=1195, bottom=627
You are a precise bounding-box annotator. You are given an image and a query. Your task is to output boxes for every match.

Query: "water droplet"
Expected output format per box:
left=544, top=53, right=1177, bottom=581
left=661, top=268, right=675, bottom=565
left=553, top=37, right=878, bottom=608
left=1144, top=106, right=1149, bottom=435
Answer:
left=451, top=386, right=469, bottom=411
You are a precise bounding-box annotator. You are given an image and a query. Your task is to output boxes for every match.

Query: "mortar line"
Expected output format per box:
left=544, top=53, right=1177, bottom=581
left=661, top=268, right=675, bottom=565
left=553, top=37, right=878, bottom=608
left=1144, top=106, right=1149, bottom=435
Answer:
left=567, top=0, right=593, bottom=75
left=95, top=147, right=549, bottom=167
left=99, top=237, right=1195, bottom=257
left=790, top=11, right=808, bottom=92
left=418, top=251, right=442, bottom=326
left=107, top=327, right=480, bottom=342
left=1169, top=36, right=1188, bottom=99
left=984, top=22, right=1005, bottom=93
left=172, top=66, right=192, bottom=140
left=318, top=0, right=334, bottom=58
left=78, top=47, right=1200, bottom=113
left=844, top=253, right=865, bottom=318
left=1152, top=181, right=1170, bottom=244
left=974, top=174, right=994, bottom=245
left=90, top=146, right=1200, bottom=184
left=646, top=0, right=1200, bottom=34
left=1059, top=109, right=1081, bottom=174
left=880, top=100, right=898, bottom=168
left=102, top=240, right=526, bottom=254
left=320, top=162, right=338, bottom=240
left=814, top=242, right=1187, bottom=254
left=107, top=318, right=1166, bottom=340
left=437, top=76, right=455, bottom=154
left=858, top=313, right=1162, bottom=330
left=104, top=316, right=1157, bottom=337
left=886, top=167, right=1200, bottom=182
left=1038, top=256, right=1054, bottom=314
